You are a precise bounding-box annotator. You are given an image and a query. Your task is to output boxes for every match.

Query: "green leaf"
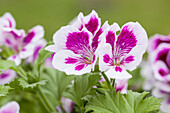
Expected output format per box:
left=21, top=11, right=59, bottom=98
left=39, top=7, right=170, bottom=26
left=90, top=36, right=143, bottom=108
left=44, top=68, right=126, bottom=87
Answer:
left=64, top=73, right=101, bottom=107
left=0, top=85, right=11, bottom=97
left=0, top=59, right=18, bottom=73
left=6, top=78, right=47, bottom=91
left=40, top=68, right=74, bottom=107
left=86, top=90, right=161, bottom=113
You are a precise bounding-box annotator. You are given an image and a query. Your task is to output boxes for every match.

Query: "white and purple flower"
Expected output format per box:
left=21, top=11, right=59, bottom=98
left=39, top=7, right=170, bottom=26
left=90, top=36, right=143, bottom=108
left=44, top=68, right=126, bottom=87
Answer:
left=56, top=97, right=74, bottom=113
left=3, top=25, right=44, bottom=65
left=45, top=10, right=109, bottom=75
left=141, top=34, right=170, bottom=112
left=152, top=82, right=170, bottom=112
left=151, top=43, right=170, bottom=81
left=0, top=12, right=45, bottom=66
left=0, top=12, right=16, bottom=46
left=0, top=101, right=20, bottom=113
left=0, top=69, right=17, bottom=85
left=26, top=39, right=47, bottom=64
left=99, top=22, right=148, bottom=79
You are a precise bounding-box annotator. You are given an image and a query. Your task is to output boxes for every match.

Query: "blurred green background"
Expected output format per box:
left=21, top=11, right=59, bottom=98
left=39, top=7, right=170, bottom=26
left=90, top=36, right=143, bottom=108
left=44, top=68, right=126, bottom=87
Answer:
left=0, top=0, right=169, bottom=41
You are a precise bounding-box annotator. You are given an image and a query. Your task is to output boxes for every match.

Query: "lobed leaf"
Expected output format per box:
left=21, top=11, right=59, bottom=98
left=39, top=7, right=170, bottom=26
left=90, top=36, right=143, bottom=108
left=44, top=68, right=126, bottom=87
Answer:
left=86, top=90, right=161, bottom=113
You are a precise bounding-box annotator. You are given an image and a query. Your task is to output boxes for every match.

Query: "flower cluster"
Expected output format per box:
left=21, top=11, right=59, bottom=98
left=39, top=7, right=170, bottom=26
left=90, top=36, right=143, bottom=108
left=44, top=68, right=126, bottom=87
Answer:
left=141, top=34, right=170, bottom=112
left=0, top=12, right=46, bottom=85
left=0, top=12, right=45, bottom=65
left=46, top=10, right=148, bottom=80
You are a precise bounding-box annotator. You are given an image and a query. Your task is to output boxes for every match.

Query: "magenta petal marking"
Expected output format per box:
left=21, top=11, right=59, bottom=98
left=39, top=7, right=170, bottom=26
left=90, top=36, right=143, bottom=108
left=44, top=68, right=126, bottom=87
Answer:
left=66, top=31, right=90, bottom=56
left=70, top=102, right=74, bottom=112
left=156, top=49, right=169, bottom=63
left=33, top=46, right=42, bottom=63
left=106, top=31, right=116, bottom=51
left=116, top=26, right=137, bottom=57
left=125, top=56, right=134, bottom=63
left=5, top=39, right=11, bottom=45
left=103, top=54, right=112, bottom=64
left=116, top=86, right=124, bottom=92
left=115, top=66, right=122, bottom=72
left=167, top=98, right=170, bottom=104
left=85, top=16, right=99, bottom=35
left=92, top=29, right=103, bottom=51
left=166, top=51, right=170, bottom=68
left=159, top=69, right=168, bottom=77
left=154, top=39, right=170, bottom=50
left=75, top=64, right=86, bottom=71
left=0, top=73, right=9, bottom=79
left=7, top=18, right=13, bottom=28
left=65, top=57, right=78, bottom=64
left=24, top=31, right=35, bottom=44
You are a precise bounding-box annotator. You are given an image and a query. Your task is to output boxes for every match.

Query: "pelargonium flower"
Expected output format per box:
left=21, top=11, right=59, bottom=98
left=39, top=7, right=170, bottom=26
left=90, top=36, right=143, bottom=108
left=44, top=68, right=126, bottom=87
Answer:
left=0, top=12, right=16, bottom=46
left=148, top=34, right=170, bottom=52
left=141, top=34, right=170, bottom=112
left=152, top=82, right=170, bottom=112
left=0, top=101, right=20, bottom=113
left=45, top=10, right=109, bottom=75
left=99, top=22, right=148, bottom=79
left=56, top=97, right=74, bottom=113
left=3, top=25, right=44, bottom=65
left=26, top=39, right=47, bottom=64
left=0, top=69, right=17, bottom=85
left=151, top=43, right=170, bottom=81
left=140, top=61, right=156, bottom=91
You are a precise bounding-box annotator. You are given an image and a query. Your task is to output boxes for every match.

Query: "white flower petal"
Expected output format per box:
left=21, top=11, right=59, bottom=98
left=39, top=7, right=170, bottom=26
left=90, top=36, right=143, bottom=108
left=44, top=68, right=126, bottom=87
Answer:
left=120, top=22, right=148, bottom=71
left=105, top=67, right=132, bottom=79
left=52, top=50, right=91, bottom=75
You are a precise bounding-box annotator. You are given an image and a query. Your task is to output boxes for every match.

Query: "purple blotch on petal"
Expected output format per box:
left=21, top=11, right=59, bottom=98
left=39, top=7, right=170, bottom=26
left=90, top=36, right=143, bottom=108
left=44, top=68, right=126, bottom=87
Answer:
left=116, top=26, right=137, bottom=57
left=159, top=69, right=168, bottom=77
left=33, top=46, right=42, bottom=63
left=85, top=16, right=99, bottom=35
left=115, top=66, right=122, bottom=72
left=92, top=29, right=103, bottom=52
left=125, top=56, right=134, bottom=63
left=65, top=57, right=78, bottom=64
left=0, top=73, right=9, bottom=79
left=106, top=31, right=115, bottom=52
left=24, top=31, right=35, bottom=44
left=103, top=54, right=112, bottom=64
left=66, top=31, right=91, bottom=56
left=153, top=39, right=170, bottom=50
left=166, top=51, right=170, bottom=68
left=167, top=98, right=170, bottom=104
left=5, top=39, right=11, bottom=45
left=75, top=64, right=86, bottom=71
left=156, top=49, right=170, bottom=69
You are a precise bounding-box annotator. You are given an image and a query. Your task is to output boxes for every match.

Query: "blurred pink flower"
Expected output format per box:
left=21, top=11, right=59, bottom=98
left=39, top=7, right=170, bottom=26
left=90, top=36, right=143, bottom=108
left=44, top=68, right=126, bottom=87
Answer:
left=0, top=69, right=17, bottom=85
left=56, top=97, right=74, bottom=113
left=0, top=101, right=20, bottom=113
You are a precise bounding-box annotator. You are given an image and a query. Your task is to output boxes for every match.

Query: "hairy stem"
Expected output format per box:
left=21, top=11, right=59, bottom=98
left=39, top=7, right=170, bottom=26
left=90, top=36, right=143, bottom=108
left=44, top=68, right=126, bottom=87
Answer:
left=101, top=72, right=112, bottom=90
left=37, top=87, right=57, bottom=113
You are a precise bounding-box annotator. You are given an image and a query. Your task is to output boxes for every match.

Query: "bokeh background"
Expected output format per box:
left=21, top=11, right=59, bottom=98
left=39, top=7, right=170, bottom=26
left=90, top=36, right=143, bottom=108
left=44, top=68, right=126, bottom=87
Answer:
left=0, top=0, right=170, bottom=41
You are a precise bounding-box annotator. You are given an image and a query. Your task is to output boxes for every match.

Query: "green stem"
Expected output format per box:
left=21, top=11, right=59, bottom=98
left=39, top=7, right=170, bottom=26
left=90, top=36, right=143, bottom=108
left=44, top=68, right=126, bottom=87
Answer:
left=37, top=94, right=50, bottom=113
left=101, top=72, right=112, bottom=90
left=111, top=79, right=115, bottom=88
left=37, top=87, right=57, bottom=113
left=59, top=100, right=66, bottom=113
left=17, top=67, right=27, bottom=81
left=80, top=106, right=84, bottom=113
